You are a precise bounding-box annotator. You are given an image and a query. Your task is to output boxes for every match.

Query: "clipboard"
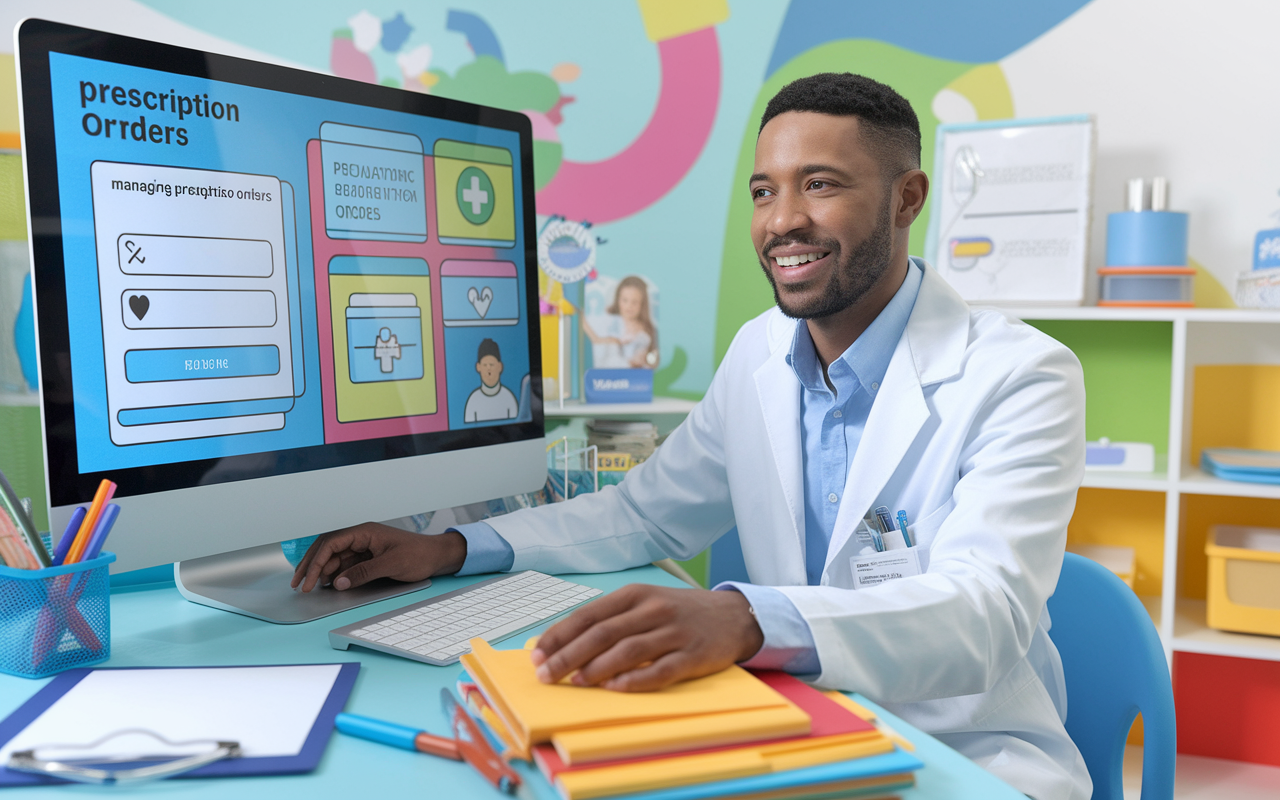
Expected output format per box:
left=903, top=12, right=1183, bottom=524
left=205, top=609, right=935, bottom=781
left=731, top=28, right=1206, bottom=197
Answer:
left=0, top=663, right=359, bottom=786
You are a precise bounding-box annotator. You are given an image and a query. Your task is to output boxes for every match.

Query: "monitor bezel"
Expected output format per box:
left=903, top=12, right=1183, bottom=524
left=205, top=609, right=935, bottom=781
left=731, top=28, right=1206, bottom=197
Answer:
left=17, top=18, right=545, bottom=510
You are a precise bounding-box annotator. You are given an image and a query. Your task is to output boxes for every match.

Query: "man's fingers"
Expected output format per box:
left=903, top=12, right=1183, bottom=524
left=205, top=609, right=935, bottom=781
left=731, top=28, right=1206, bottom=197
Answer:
left=535, top=606, right=656, bottom=684
left=291, top=535, right=332, bottom=588
left=534, top=586, right=646, bottom=661
left=332, top=552, right=399, bottom=591
left=317, top=554, right=345, bottom=585
left=602, top=651, right=697, bottom=693
left=295, top=531, right=364, bottom=592
left=534, top=602, right=611, bottom=662
left=573, top=629, right=677, bottom=687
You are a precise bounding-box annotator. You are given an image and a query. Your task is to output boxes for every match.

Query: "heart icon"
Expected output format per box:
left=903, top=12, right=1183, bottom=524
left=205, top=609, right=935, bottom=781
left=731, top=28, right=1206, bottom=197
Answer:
left=128, top=294, right=150, bottom=320
left=467, top=286, right=493, bottom=318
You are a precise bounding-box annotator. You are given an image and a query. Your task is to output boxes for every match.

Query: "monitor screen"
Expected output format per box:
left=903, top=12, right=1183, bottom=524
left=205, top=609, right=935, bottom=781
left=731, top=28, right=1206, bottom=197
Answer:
left=17, top=19, right=546, bottom=573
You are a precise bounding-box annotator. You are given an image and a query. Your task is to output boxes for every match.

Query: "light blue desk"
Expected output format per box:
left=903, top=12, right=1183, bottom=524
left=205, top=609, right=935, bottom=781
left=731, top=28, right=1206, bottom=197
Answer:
left=0, top=566, right=1024, bottom=799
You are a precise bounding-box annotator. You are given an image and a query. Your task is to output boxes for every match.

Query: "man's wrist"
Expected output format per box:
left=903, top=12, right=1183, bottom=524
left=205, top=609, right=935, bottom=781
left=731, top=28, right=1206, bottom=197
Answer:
left=721, top=588, right=765, bottom=663
left=432, top=530, right=468, bottom=576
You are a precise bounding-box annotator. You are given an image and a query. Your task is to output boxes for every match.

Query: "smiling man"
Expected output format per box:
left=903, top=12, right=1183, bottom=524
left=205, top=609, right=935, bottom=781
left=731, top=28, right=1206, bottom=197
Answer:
left=293, top=74, right=1090, bottom=800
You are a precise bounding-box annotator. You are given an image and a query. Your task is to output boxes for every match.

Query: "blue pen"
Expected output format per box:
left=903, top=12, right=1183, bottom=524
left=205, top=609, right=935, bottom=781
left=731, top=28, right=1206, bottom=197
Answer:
left=68, top=504, right=119, bottom=593
left=335, top=712, right=461, bottom=760
left=874, top=506, right=895, bottom=535
left=897, top=510, right=913, bottom=547
left=52, top=506, right=87, bottom=566
left=82, top=504, right=120, bottom=561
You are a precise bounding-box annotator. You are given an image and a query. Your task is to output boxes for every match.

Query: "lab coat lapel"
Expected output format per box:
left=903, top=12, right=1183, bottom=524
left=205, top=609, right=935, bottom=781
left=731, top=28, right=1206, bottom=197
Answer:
left=824, top=335, right=928, bottom=566
left=753, top=318, right=806, bottom=560
left=823, top=264, right=968, bottom=569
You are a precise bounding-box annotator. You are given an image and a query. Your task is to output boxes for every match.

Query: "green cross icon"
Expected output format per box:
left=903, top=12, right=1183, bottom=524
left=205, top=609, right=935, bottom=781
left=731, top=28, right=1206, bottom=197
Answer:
left=457, top=166, right=495, bottom=225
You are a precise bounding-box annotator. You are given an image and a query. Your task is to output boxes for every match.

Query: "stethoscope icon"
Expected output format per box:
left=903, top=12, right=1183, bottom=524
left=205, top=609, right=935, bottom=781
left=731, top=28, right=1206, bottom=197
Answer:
left=942, top=146, right=985, bottom=272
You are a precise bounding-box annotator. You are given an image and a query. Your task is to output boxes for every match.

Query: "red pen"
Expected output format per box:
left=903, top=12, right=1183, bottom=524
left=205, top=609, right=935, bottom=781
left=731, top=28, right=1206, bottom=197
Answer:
left=443, top=689, right=522, bottom=794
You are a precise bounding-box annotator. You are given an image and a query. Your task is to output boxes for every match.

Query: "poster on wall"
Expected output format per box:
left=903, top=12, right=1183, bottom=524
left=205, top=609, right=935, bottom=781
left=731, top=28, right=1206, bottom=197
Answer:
left=926, top=115, right=1096, bottom=306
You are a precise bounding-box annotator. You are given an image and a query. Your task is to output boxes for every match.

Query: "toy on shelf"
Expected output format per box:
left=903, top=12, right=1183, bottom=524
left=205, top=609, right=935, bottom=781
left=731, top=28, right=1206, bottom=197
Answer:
left=537, top=216, right=597, bottom=406
left=1237, top=219, right=1280, bottom=308
left=1100, top=177, right=1195, bottom=307
left=1084, top=438, right=1155, bottom=472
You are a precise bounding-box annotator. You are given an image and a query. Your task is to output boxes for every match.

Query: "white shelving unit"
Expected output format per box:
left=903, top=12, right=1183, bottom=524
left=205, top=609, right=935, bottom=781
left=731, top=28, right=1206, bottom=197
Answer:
left=985, top=305, right=1280, bottom=664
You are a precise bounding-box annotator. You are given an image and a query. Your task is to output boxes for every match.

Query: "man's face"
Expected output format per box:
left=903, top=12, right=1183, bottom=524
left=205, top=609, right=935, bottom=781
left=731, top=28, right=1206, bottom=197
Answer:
left=476, top=355, right=503, bottom=388
left=749, top=111, right=895, bottom=319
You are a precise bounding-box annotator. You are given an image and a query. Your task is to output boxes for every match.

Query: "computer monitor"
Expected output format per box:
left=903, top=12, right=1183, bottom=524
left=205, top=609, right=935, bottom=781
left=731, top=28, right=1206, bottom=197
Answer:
left=15, top=19, right=547, bottom=622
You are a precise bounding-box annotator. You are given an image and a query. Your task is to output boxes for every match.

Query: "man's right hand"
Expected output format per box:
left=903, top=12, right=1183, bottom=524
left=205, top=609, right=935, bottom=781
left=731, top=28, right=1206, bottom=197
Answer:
left=290, top=523, right=467, bottom=593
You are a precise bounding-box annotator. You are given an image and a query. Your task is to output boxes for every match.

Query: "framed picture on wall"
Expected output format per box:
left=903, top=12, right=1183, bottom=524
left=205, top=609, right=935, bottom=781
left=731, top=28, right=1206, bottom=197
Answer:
left=924, top=115, right=1096, bottom=306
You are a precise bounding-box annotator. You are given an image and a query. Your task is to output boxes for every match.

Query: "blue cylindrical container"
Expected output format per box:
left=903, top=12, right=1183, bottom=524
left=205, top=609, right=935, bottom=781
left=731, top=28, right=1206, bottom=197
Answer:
left=1106, top=211, right=1189, bottom=266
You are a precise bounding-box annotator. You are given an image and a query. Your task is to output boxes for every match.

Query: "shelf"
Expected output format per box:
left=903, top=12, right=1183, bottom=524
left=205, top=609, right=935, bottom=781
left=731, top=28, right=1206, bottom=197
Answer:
left=1177, top=468, right=1280, bottom=499
left=1172, top=599, right=1280, bottom=662
left=1140, top=594, right=1163, bottom=629
left=544, top=397, right=699, bottom=418
left=1081, top=468, right=1170, bottom=492
left=975, top=306, right=1280, bottom=323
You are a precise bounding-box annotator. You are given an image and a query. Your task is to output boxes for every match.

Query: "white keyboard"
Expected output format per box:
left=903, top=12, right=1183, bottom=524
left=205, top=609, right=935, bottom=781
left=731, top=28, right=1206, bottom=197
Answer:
left=328, top=571, right=602, bottom=666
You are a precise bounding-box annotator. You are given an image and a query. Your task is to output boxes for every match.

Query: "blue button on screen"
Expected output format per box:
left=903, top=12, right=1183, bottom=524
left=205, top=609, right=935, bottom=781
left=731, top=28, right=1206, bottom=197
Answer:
left=125, top=345, right=281, bottom=383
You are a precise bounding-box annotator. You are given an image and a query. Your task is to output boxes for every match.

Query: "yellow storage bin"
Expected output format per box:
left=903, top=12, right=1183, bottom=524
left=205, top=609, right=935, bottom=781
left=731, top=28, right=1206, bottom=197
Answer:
left=1205, top=525, right=1280, bottom=636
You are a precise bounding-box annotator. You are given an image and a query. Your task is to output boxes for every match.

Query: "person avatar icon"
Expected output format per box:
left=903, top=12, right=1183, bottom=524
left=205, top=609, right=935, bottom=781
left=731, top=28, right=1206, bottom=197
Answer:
left=464, top=338, right=519, bottom=422
left=373, top=327, right=401, bottom=373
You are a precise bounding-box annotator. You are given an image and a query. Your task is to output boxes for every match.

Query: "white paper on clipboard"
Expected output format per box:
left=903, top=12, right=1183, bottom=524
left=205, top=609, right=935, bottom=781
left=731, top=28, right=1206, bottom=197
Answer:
left=926, top=115, right=1095, bottom=306
left=0, top=664, right=343, bottom=763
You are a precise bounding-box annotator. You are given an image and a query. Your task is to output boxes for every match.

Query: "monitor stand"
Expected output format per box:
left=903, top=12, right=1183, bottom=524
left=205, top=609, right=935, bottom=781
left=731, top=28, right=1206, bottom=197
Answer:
left=175, top=542, right=432, bottom=624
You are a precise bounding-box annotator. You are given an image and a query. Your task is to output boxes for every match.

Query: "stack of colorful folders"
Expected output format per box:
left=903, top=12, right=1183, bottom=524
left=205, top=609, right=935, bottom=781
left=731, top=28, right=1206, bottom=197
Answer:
left=459, top=639, right=922, bottom=800
left=1202, top=448, right=1280, bottom=485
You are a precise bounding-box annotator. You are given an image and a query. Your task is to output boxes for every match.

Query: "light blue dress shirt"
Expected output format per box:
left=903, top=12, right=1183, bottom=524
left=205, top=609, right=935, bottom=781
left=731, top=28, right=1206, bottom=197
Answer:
left=452, top=258, right=924, bottom=676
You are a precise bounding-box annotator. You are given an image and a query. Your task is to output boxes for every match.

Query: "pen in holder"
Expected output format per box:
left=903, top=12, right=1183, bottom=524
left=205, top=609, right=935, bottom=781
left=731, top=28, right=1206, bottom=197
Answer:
left=0, top=552, right=115, bottom=679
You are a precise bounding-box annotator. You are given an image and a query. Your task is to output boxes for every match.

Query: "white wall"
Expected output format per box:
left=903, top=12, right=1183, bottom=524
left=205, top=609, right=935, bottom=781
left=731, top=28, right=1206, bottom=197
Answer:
left=1004, top=0, right=1280, bottom=302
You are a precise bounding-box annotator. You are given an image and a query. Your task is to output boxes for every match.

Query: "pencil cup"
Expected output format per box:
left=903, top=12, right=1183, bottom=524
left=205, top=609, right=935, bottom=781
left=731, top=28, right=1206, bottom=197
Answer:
left=0, top=552, right=115, bottom=678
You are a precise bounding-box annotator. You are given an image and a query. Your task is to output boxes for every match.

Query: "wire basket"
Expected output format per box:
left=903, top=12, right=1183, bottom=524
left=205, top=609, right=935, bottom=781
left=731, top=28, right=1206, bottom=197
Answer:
left=0, top=551, right=115, bottom=678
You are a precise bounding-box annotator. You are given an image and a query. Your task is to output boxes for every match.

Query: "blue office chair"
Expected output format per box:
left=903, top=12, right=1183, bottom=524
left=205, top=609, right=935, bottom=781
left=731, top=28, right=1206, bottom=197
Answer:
left=1046, top=552, right=1176, bottom=800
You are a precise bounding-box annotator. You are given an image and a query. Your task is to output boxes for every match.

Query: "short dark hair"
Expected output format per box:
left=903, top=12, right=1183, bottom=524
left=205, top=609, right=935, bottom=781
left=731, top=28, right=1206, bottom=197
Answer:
left=477, top=338, right=501, bottom=362
left=760, top=73, right=921, bottom=178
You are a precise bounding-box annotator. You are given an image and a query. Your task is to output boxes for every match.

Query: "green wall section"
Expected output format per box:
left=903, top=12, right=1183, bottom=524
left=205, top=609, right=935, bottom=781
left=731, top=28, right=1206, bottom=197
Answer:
left=0, top=406, right=47, bottom=531
left=677, top=550, right=709, bottom=588
left=1028, top=320, right=1173, bottom=455
left=0, top=154, right=27, bottom=241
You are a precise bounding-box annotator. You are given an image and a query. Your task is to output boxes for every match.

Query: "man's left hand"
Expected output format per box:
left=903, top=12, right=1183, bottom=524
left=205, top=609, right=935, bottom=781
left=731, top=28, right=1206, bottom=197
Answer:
left=530, top=584, right=765, bottom=692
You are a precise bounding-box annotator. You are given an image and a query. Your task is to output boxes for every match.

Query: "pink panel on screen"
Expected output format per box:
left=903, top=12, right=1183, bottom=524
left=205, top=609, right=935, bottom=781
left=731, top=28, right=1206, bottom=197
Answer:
left=441, top=260, right=517, bottom=278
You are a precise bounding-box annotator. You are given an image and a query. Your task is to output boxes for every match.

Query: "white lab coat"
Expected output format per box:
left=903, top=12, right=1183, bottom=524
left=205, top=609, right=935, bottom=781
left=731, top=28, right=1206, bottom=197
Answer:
left=488, top=263, right=1092, bottom=800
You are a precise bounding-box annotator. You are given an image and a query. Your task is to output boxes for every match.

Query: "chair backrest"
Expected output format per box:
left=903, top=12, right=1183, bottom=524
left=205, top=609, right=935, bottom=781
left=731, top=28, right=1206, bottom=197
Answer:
left=1046, top=552, right=1176, bottom=800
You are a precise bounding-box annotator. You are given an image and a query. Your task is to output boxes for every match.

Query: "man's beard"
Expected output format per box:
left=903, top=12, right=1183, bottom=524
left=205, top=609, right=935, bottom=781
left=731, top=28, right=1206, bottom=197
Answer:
left=759, top=201, right=894, bottom=320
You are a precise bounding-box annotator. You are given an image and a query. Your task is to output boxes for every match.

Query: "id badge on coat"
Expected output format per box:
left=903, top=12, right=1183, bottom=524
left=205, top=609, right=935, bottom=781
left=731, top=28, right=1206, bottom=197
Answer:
left=850, top=547, right=922, bottom=589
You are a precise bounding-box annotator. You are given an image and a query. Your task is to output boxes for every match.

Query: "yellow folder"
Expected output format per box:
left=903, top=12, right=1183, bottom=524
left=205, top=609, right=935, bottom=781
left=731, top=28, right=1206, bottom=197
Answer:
left=553, top=704, right=811, bottom=765
left=460, top=639, right=809, bottom=760
left=555, top=733, right=896, bottom=800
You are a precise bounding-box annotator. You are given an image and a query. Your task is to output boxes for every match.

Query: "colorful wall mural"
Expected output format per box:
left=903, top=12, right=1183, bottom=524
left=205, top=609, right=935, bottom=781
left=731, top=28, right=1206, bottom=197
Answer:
left=2, top=0, right=1277, bottom=396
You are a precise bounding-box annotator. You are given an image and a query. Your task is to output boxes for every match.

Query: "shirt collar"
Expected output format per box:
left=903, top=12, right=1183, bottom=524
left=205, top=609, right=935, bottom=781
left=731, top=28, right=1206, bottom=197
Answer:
left=786, top=257, right=924, bottom=399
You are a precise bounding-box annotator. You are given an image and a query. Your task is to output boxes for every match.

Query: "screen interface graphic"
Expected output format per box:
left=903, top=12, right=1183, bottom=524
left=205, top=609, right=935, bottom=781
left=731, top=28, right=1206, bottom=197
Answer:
left=47, top=52, right=534, bottom=475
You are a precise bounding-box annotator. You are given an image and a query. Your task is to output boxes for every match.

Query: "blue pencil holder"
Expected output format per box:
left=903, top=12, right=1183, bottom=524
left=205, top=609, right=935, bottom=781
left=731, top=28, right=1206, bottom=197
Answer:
left=0, top=552, right=115, bottom=679
left=1106, top=211, right=1189, bottom=266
